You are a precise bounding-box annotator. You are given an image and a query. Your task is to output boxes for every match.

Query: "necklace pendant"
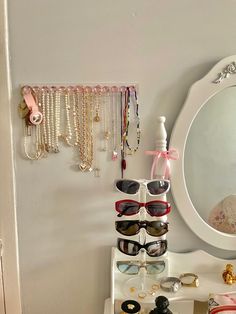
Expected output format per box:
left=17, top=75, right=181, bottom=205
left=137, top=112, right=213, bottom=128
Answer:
left=79, top=163, right=87, bottom=171
left=112, top=150, right=118, bottom=161
left=94, top=113, right=100, bottom=122
left=104, top=131, right=110, bottom=140
left=53, top=147, right=60, bottom=153
left=94, top=167, right=101, bottom=177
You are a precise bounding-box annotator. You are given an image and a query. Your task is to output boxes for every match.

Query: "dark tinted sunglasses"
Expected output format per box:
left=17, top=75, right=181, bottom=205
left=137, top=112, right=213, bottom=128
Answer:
left=116, top=260, right=165, bottom=275
left=115, top=220, right=169, bottom=237
left=115, top=199, right=171, bottom=217
left=115, top=179, right=170, bottom=196
left=117, top=238, right=167, bottom=257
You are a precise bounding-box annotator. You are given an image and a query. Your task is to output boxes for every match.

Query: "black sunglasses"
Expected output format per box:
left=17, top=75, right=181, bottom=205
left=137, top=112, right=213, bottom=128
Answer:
left=117, top=238, right=168, bottom=257
left=115, top=220, right=169, bottom=237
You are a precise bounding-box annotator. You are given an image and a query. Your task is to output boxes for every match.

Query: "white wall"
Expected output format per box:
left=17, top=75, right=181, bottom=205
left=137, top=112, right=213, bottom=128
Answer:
left=7, top=0, right=236, bottom=313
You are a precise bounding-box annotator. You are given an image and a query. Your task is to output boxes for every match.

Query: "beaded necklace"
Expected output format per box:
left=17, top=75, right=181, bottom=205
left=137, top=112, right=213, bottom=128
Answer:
left=125, top=87, right=141, bottom=154
left=120, top=87, right=128, bottom=178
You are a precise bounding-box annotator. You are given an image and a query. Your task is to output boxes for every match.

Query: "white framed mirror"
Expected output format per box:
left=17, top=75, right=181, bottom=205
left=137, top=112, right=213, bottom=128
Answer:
left=170, top=55, right=236, bottom=250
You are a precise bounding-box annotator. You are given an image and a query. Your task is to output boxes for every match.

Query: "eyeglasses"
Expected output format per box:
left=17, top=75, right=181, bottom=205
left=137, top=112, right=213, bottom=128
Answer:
left=115, top=199, right=171, bottom=217
left=116, top=260, right=166, bottom=275
left=117, top=238, right=168, bottom=257
left=115, top=220, right=169, bottom=236
left=115, top=179, right=170, bottom=196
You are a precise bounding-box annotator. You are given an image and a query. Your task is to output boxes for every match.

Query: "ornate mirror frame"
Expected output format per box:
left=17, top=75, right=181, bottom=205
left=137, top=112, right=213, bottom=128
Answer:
left=170, top=55, right=236, bottom=250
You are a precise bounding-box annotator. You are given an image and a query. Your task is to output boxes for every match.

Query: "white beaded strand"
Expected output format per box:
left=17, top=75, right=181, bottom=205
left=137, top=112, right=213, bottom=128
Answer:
left=41, top=87, right=48, bottom=151
left=64, top=88, right=74, bottom=146
left=49, top=88, right=56, bottom=151
left=101, top=87, right=110, bottom=152
left=54, top=88, right=61, bottom=152
left=46, top=89, right=52, bottom=151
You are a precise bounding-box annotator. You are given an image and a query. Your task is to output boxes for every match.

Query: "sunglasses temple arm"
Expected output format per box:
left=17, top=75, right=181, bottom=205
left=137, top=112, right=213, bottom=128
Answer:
left=117, top=206, right=137, bottom=217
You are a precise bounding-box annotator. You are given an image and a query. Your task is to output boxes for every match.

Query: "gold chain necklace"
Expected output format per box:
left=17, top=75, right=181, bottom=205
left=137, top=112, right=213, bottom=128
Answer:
left=78, top=88, right=94, bottom=171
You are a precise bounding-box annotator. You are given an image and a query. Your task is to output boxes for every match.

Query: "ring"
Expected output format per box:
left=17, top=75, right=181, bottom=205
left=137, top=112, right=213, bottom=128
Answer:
left=29, top=111, right=43, bottom=125
left=179, top=273, right=199, bottom=287
left=129, top=287, right=136, bottom=293
left=152, top=284, right=160, bottom=291
left=138, top=292, right=147, bottom=299
left=148, top=289, right=156, bottom=296
left=160, top=277, right=182, bottom=293
left=121, top=300, right=141, bottom=313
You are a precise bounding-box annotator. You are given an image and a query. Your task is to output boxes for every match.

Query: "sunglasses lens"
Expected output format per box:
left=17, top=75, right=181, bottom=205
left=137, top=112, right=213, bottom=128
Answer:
left=146, top=240, right=167, bottom=257
left=117, top=261, right=165, bottom=275
left=146, top=261, right=165, bottom=275
left=146, top=201, right=170, bottom=217
left=146, top=221, right=168, bottom=236
left=117, top=238, right=140, bottom=256
left=116, top=221, right=139, bottom=236
left=116, top=180, right=140, bottom=194
left=116, top=201, right=140, bottom=216
left=147, top=180, right=169, bottom=195
left=117, top=262, right=139, bottom=275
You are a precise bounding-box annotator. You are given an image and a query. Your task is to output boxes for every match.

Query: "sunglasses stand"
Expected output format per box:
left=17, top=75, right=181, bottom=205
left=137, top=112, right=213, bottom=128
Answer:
left=121, top=185, right=160, bottom=301
left=108, top=118, right=171, bottom=313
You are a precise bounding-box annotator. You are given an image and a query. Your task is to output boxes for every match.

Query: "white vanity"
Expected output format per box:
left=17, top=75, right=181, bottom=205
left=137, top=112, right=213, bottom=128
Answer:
left=104, top=56, right=236, bottom=314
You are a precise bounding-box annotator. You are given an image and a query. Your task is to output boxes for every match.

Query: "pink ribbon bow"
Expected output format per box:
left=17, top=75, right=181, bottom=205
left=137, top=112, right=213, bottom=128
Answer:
left=145, top=148, right=179, bottom=179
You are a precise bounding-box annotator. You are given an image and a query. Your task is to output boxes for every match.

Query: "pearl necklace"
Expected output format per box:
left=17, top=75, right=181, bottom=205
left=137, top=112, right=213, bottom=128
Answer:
left=49, top=88, right=56, bottom=151
left=41, top=87, right=48, bottom=152
left=45, top=88, right=52, bottom=151
left=101, top=87, right=110, bottom=152
left=93, top=86, right=102, bottom=176
left=54, top=88, right=61, bottom=152
left=111, top=86, right=120, bottom=161
left=64, top=88, right=74, bottom=146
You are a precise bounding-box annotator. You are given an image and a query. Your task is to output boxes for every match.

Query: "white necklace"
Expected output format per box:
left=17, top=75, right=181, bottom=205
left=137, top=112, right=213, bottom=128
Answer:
left=54, top=88, right=61, bottom=152
left=111, top=87, right=120, bottom=161
left=93, top=86, right=102, bottom=176
left=64, top=88, right=74, bottom=146
left=101, top=87, right=110, bottom=152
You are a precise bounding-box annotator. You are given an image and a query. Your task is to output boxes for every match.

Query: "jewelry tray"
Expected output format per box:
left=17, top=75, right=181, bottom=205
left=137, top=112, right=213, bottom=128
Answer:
left=104, top=248, right=236, bottom=314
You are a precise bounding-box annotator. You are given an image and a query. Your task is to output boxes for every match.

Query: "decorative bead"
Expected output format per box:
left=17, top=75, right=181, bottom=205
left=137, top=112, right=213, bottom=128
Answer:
left=122, top=159, right=126, bottom=170
left=94, top=113, right=101, bottom=122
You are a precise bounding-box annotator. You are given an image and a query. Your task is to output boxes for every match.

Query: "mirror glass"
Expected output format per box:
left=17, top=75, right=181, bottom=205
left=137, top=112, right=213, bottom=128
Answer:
left=184, top=86, right=236, bottom=234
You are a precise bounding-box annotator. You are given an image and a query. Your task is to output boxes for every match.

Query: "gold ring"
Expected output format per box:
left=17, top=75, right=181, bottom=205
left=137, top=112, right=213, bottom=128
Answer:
left=179, top=273, right=199, bottom=287
left=152, top=284, right=160, bottom=291
left=148, top=289, right=156, bottom=296
left=129, top=286, right=136, bottom=293
left=138, top=292, right=147, bottom=299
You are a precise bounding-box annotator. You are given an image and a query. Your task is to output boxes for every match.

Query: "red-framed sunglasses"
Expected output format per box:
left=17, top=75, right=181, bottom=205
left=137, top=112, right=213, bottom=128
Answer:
left=115, top=199, right=171, bottom=217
